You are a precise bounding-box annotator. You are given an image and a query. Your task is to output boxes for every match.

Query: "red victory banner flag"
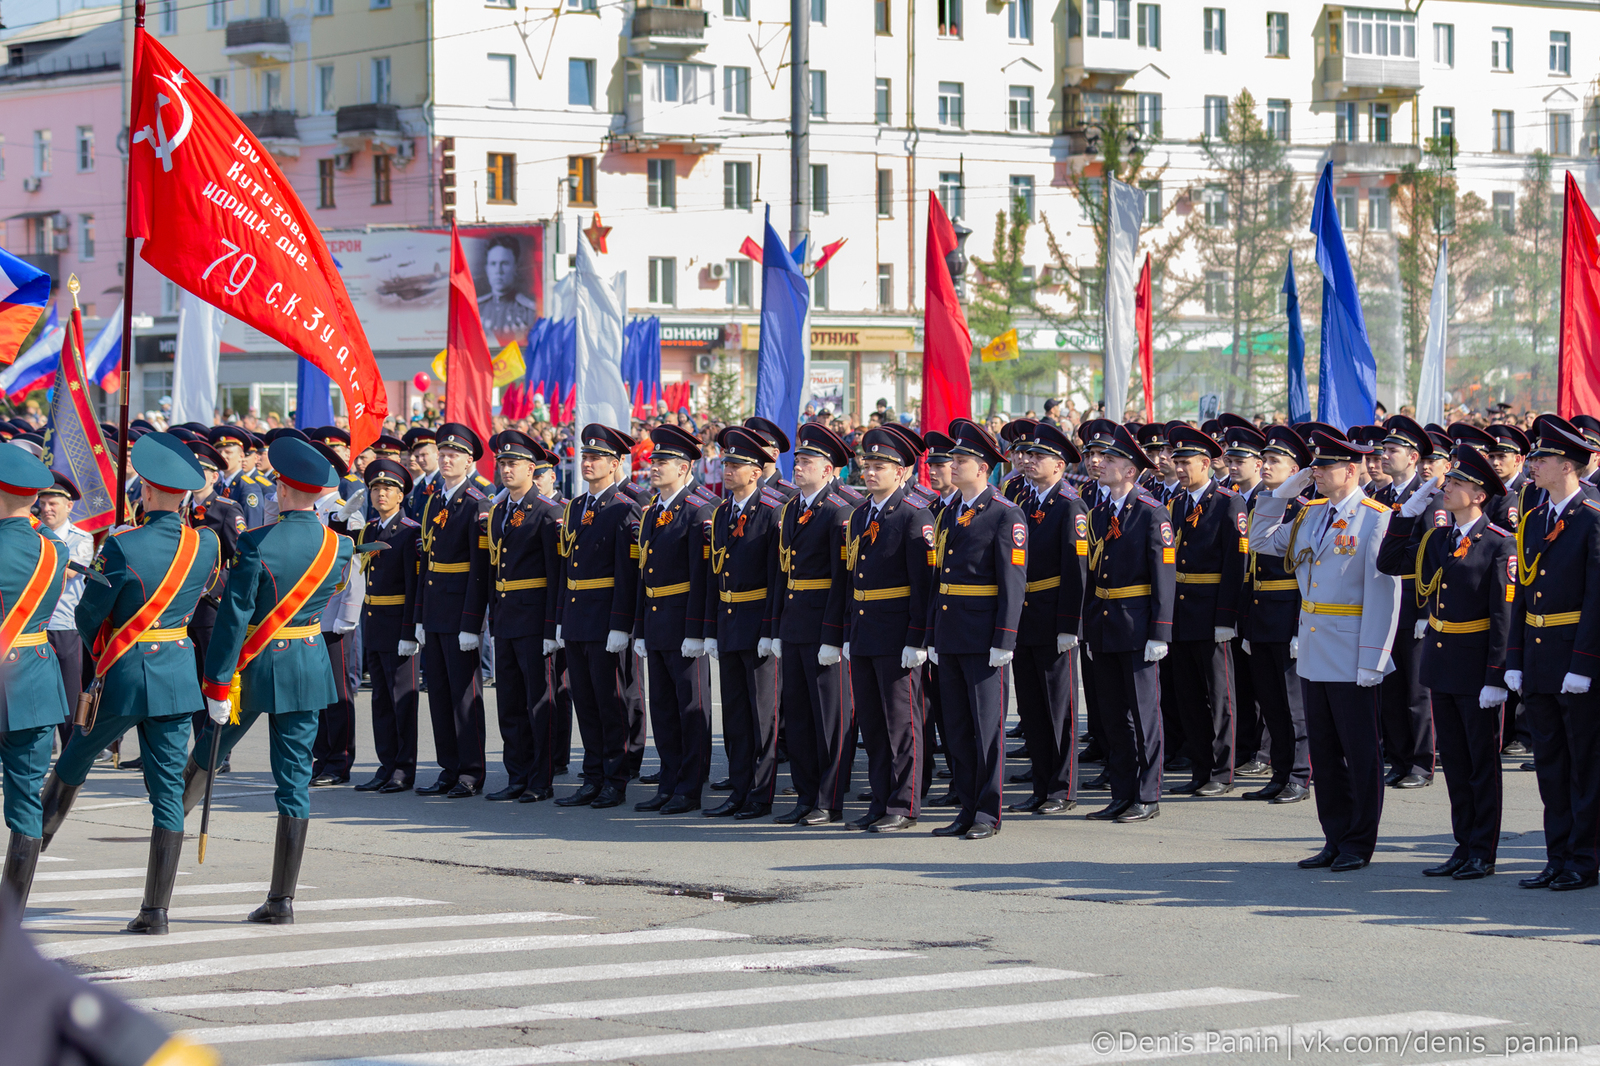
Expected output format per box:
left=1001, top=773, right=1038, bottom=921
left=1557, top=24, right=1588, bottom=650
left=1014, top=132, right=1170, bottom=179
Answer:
left=126, top=28, right=386, bottom=453
left=921, top=191, right=972, bottom=437
left=1559, top=171, right=1600, bottom=419
left=445, top=220, right=495, bottom=477
left=1135, top=253, right=1154, bottom=423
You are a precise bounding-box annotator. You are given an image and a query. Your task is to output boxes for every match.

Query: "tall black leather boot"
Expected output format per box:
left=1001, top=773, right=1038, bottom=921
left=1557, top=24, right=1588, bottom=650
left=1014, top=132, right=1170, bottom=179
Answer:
left=39, top=773, right=81, bottom=851
left=2, top=832, right=41, bottom=909
left=125, top=827, right=185, bottom=935
left=180, top=757, right=208, bottom=815
left=247, top=816, right=308, bottom=924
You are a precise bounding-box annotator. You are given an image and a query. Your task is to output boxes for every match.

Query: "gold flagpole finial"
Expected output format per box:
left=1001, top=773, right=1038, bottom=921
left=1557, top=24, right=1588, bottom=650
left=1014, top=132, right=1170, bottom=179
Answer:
left=67, top=273, right=81, bottom=309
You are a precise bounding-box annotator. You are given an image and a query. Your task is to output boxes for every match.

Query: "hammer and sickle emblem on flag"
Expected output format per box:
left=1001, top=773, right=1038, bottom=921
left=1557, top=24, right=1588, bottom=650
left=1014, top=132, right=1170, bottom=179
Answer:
left=132, top=69, right=195, bottom=173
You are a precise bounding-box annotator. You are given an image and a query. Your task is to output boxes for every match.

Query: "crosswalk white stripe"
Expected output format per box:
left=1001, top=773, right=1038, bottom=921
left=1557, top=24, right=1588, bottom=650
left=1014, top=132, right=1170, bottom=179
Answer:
left=40, top=911, right=588, bottom=960
left=75, top=789, right=278, bottom=812
left=91, top=927, right=748, bottom=983
left=26, top=898, right=448, bottom=926
left=29, top=882, right=307, bottom=904
left=255, top=986, right=1291, bottom=1066
left=843, top=1011, right=1511, bottom=1065
left=34, top=868, right=191, bottom=882
left=185, top=966, right=1093, bottom=1045
left=37, top=855, right=70, bottom=862
left=131, top=948, right=923, bottom=1011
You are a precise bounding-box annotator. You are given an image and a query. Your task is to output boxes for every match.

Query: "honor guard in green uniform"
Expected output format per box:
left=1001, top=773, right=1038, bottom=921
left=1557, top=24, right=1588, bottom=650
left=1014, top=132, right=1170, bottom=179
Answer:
left=0, top=447, right=71, bottom=909
left=190, top=437, right=355, bottom=924
left=40, top=434, right=219, bottom=933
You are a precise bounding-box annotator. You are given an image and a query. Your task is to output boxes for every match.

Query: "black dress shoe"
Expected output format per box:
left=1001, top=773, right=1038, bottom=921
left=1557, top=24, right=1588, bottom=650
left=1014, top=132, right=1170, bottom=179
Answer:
left=1392, top=773, right=1431, bottom=789
left=635, top=792, right=670, bottom=812
left=639, top=771, right=661, bottom=785
left=1520, top=864, right=1561, bottom=888
left=1241, top=782, right=1285, bottom=801
left=1270, top=783, right=1311, bottom=804
left=928, top=791, right=961, bottom=807
left=1551, top=870, right=1599, bottom=891
left=1007, top=769, right=1034, bottom=784
left=1165, top=781, right=1202, bottom=796
left=1331, top=853, right=1369, bottom=872
left=1115, top=801, right=1160, bottom=823
left=1165, top=755, right=1194, bottom=772
left=660, top=795, right=700, bottom=815
left=704, top=797, right=743, bottom=817
left=1235, top=759, right=1272, bottom=776
left=868, top=814, right=916, bottom=832
left=1078, top=745, right=1106, bottom=764
left=1085, top=773, right=1110, bottom=790
left=120, top=756, right=145, bottom=771
left=1036, top=798, right=1074, bottom=814
left=1452, top=858, right=1494, bottom=880
left=1298, top=847, right=1338, bottom=869
left=932, top=819, right=974, bottom=837
left=486, top=785, right=526, bottom=801
left=1007, top=795, right=1046, bottom=813
left=936, top=768, right=952, bottom=779
left=773, top=804, right=814, bottom=825
left=556, top=784, right=602, bottom=806
left=963, top=823, right=999, bottom=839
left=734, top=802, right=771, bottom=820
left=310, top=773, right=348, bottom=787
left=1384, top=768, right=1405, bottom=785
left=446, top=781, right=481, bottom=798
left=377, top=780, right=412, bottom=794
left=847, top=812, right=876, bottom=830
left=857, top=790, right=875, bottom=802
left=1501, top=740, right=1531, bottom=757
left=353, top=775, right=388, bottom=792
left=1423, top=855, right=1468, bottom=877
left=590, top=786, right=625, bottom=809
left=710, top=777, right=734, bottom=791
left=518, top=788, right=554, bottom=803
left=1521, top=761, right=1537, bottom=772
left=1006, top=745, right=1030, bottom=759
left=1085, top=800, right=1132, bottom=821
left=1006, top=724, right=1024, bottom=738
left=799, top=807, right=838, bottom=825
left=1196, top=781, right=1232, bottom=797
left=415, top=779, right=454, bottom=796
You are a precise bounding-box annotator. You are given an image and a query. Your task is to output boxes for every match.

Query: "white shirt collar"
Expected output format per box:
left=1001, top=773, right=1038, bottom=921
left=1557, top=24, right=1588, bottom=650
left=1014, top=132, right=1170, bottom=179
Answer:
left=1109, top=488, right=1134, bottom=513
left=940, top=489, right=959, bottom=506
left=439, top=477, right=467, bottom=504
left=1188, top=483, right=1207, bottom=506
left=657, top=485, right=686, bottom=511
left=1454, top=514, right=1481, bottom=539
left=732, top=487, right=758, bottom=512
left=1552, top=488, right=1584, bottom=516
left=800, top=486, right=824, bottom=509
left=959, top=488, right=985, bottom=509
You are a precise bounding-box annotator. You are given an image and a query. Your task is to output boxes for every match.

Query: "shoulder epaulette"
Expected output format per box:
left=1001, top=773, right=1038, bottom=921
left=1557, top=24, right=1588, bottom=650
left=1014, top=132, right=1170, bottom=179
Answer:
left=400, top=517, right=421, bottom=528
left=825, top=491, right=849, bottom=509
left=1136, top=492, right=1160, bottom=508
left=689, top=487, right=719, bottom=509
left=1214, top=484, right=1238, bottom=497
left=759, top=486, right=784, bottom=507
left=1359, top=497, right=1388, bottom=512
left=465, top=486, right=486, bottom=501
left=1485, top=522, right=1512, bottom=537
left=836, top=484, right=864, bottom=502
left=1587, top=499, right=1600, bottom=512
left=538, top=491, right=560, bottom=506
left=1058, top=482, right=1081, bottom=501
left=991, top=494, right=1018, bottom=509
left=1302, top=496, right=1328, bottom=506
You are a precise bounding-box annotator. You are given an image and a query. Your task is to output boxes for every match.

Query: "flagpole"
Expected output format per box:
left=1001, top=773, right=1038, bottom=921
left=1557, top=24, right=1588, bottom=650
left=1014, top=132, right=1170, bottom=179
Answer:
left=116, top=0, right=147, bottom=525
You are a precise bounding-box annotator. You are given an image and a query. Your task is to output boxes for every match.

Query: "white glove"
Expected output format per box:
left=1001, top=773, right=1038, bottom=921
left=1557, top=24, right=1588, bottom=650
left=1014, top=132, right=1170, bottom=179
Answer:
left=1084, top=643, right=1093, bottom=661
left=458, top=631, right=480, bottom=652
left=605, top=629, right=629, bottom=654
left=109, top=522, right=138, bottom=536
left=1240, top=639, right=1251, bottom=654
left=901, top=646, right=927, bottom=669
left=681, top=637, right=704, bottom=658
left=842, top=642, right=852, bottom=662
left=704, top=637, right=719, bottom=660
left=818, top=644, right=842, bottom=667
left=1562, top=672, right=1592, bottom=695
left=1273, top=468, right=1314, bottom=499
left=1289, top=636, right=1299, bottom=659
left=1214, top=626, right=1235, bottom=643
left=414, top=624, right=427, bottom=646
left=336, top=487, right=367, bottom=521
left=771, top=638, right=782, bottom=659
left=1399, top=485, right=1436, bottom=518
left=1356, top=667, right=1384, bottom=687
left=1057, top=633, right=1078, bottom=654
left=989, top=647, right=1013, bottom=668
left=1143, top=640, right=1168, bottom=663
left=555, top=624, right=565, bottom=649
left=927, top=647, right=940, bottom=666
left=206, top=697, right=231, bottom=724
left=633, top=638, right=646, bottom=659
left=1479, top=685, right=1509, bottom=709
left=1505, top=669, right=1523, bottom=693
left=1414, top=619, right=1428, bottom=640
left=397, top=639, right=419, bottom=658
left=757, top=637, right=773, bottom=659
left=542, top=638, right=558, bottom=656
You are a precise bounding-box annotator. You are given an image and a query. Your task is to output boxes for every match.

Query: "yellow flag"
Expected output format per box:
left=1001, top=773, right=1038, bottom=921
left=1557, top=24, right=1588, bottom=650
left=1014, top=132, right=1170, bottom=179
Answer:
left=431, top=348, right=448, bottom=383
left=980, top=328, right=1020, bottom=363
left=492, top=341, right=526, bottom=387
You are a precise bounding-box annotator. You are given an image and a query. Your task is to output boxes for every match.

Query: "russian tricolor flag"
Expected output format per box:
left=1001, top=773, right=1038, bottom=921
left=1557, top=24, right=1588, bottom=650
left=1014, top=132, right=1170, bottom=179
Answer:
left=84, top=300, right=123, bottom=392
left=0, top=246, right=51, bottom=365
left=0, top=306, right=62, bottom=402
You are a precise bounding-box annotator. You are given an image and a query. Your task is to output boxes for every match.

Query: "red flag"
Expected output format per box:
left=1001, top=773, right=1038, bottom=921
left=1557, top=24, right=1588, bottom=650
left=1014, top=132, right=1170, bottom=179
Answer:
left=922, top=192, right=972, bottom=435
left=126, top=29, right=386, bottom=454
left=45, top=307, right=117, bottom=532
left=815, top=238, right=848, bottom=272
left=1135, top=254, right=1154, bottom=423
left=445, top=220, right=495, bottom=475
left=739, top=236, right=765, bottom=264
left=1559, top=172, right=1600, bottom=419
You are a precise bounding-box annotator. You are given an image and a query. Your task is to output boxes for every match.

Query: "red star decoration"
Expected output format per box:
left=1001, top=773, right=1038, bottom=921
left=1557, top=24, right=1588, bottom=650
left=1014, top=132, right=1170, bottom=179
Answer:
left=584, top=212, right=612, bottom=254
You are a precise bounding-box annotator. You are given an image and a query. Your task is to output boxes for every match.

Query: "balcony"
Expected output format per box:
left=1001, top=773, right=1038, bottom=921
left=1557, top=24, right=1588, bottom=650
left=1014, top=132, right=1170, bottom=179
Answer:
left=629, top=4, right=708, bottom=56
left=1321, top=54, right=1421, bottom=98
left=336, top=103, right=405, bottom=150
left=620, top=59, right=722, bottom=152
left=1065, top=36, right=1148, bottom=89
left=17, top=253, right=58, bottom=280
left=239, top=110, right=300, bottom=156
left=223, top=18, right=293, bottom=66
left=1329, top=141, right=1421, bottom=172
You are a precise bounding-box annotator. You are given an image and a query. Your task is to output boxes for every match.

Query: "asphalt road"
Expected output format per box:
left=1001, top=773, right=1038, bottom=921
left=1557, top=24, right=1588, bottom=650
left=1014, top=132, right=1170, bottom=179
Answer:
left=24, top=678, right=1600, bottom=1066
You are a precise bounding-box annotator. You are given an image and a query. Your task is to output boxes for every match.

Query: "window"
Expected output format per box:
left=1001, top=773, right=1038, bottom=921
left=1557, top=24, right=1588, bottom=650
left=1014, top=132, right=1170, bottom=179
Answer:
left=875, top=78, right=891, bottom=124
left=1135, top=92, right=1162, bottom=137
left=1433, top=23, right=1453, bottom=67
left=939, top=171, right=964, bottom=219
left=1367, top=187, right=1390, bottom=231
left=726, top=260, right=753, bottom=307
left=209, top=0, right=228, bottom=28
left=648, top=159, right=676, bottom=209
left=1550, top=111, right=1574, bottom=156
left=1435, top=193, right=1455, bottom=234
left=32, top=130, right=50, bottom=176
left=1008, top=0, right=1031, bottom=41
left=568, top=155, right=595, bottom=206
left=371, top=57, right=391, bottom=104
left=648, top=258, right=676, bottom=307
left=1136, top=3, right=1159, bottom=48
left=1140, top=179, right=1161, bottom=221
left=1204, top=95, right=1228, bottom=138
left=876, top=169, right=894, bottom=217
left=810, top=164, right=829, bottom=214
left=1493, top=191, right=1515, bottom=233
left=1266, top=98, right=1289, bottom=141
left=316, top=65, right=335, bottom=113
left=1550, top=31, right=1570, bottom=76
left=262, top=69, right=282, bottom=109
left=1335, top=186, right=1357, bottom=230
left=1266, top=181, right=1289, bottom=227
left=811, top=0, right=825, bottom=23
left=1335, top=101, right=1357, bottom=142
left=723, top=161, right=752, bottom=210
left=75, top=126, right=93, bottom=172
left=488, top=54, right=516, bottom=105
left=1433, top=106, right=1454, bottom=143
left=568, top=58, right=595, bottom=107
left=809, top=70, right=827, bottom=119
left=1081, top=271, right=1102, bottom=311
left=262, top=0, right=280, bottom=16
left=211, top=75, right=230, bottom=103
left=156, top=0, right=176, bottom=33
left=812, top=264, right=829, bottom=310
left=1369, top=102, right=1390, bottom=143
left=1345, top=8, right=1415, bottom=58
left=370, top=0, right=390, bottom=9
left=373, top=154, right=392, bottom=205
left=723, top=0, right=749, bottom=18
left=1202, top=184, right=1228, bottom=226
left=1008, top=86, right=1034, bottom=132
left=875, top=0, right=890, bottom=34
left=567, top=0, right=597, bottom=8
left=938, top=0, right=961, bottom=38
left=78, top=214, right=94, bottom=261
left=1266, top=12, right=1287, bottom=56
left=1492, top=110, right=1514, bottom=152
left=877, top=264, right=894, bottom=309
left=1010, top=175, right=1035, bottom=221
left=1204, top=272, right=1229, bottom=314
left=724, top=67, right=750, bottom=115
left=313, top=0, right=332, bottom=14
left=1491, top=27, right=1512, bottom=71
left=318, top=159, right=336, bottom=209
left=485, top=153, right=514, bottom=204
left=938, top=82, right=964, bottom=128
left=1087, top=0, right=1130, bottom=40
left=1203, top=8, right=1225, bottom=53
left=1493, top=286, right=1514, bottom=310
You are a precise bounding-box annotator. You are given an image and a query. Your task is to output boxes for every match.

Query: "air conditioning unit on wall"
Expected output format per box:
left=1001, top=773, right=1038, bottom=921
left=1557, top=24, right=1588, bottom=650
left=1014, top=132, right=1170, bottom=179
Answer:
left=695, top=353, right=715, bottom=374
left=708, top=262, right=727, bottom=280
left=21, top=176, right=41, bottom=192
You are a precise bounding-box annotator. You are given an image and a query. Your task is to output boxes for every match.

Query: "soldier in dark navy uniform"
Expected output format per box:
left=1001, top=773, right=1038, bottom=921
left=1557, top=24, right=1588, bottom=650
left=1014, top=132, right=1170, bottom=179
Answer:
left=531, top=453, right=574, bottom=779
left=403, top=426, right=440, bottom=521
left=554, top=425, right=642, bottom=810
left=920, top=431, right=958, bottom=802
left=700, top=427, right=783, bottom=819
left=1486, top=422, right=1533, bottom=755
left=744, top=416, right=800, bottom=499
left=413, top=423, right=493, bottom=798
left=628, top=426, right=718, bottom=815
left=309, top=426, right=367, bottom=512
left=998, top=418, right=1037, bottom=503
left=1378, top=446, right=1515, bottom=880
left=772, top=423, right=859, bottom=826
left=614, top=474, right=654, bottom=784
left=354, top=458, right=422, bottom=794
left=843, top=426, right=934, bottom=832
left=210, top=424, right=268, bottom=528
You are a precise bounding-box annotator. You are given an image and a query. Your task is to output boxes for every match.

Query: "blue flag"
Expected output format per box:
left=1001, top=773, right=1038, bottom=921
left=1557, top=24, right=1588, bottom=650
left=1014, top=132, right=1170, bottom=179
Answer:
left=754, top=206, right=809, bottom=478
left=295, top=357, right=335, bottom=430
left=1310, top=162, right=1377, bottom=431
left=1283, top=251, right=1310, bottom=424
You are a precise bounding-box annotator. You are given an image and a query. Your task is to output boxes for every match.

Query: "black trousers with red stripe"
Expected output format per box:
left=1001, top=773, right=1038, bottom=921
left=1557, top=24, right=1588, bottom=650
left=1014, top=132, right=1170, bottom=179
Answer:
left=853, top=653, right=923, bottom=820
left=1171, top=637, right=1236, bottom=787
left=1432, top=691, right=1504, bottom=865
left=1304, top=679, right=1386, bottom=860
left=422, top=636, right=488, bottom=788
left=1248, top=640, right=1309, bottom=787
left=1012, top=642, right=1076, bottom=802
left=1092, top=648, right=1164, bottom=804
left=649, top=648, right=712, bottom=803
left=367, top=646, right=419, bottom=787
left=566, top=639, right=631, bottom=791
left=312, top=630, right=357, bottom=778
left=782, top=644, right=852, bottom=813
left=939, top=652, right=1005, bottom=829
left=494, top=635, right=554, bottom=792
left=717, top=648, right=777, bottom=808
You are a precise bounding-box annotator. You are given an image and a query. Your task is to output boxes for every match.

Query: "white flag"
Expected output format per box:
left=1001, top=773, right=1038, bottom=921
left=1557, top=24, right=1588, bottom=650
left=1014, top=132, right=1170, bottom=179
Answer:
left=573, top=234, right=629, bottom=433
left=173, top=286, right=223, bottom=424
left=1414, top=240, right=1448, bottom=428
left=1103, top=178, right=1145, bottom=419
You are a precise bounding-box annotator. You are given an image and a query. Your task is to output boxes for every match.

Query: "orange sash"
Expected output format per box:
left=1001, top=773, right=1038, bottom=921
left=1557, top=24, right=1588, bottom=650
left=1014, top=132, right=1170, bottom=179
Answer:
left=233, top=526, right=339, bottom=676
left=0, top=534, right=59, bottom=659
left=92, top=526, right=200, bottom=678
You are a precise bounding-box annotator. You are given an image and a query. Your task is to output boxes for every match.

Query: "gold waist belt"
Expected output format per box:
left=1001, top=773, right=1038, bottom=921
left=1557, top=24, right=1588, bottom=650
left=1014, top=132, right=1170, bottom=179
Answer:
left=366, top=594, right=405, bottom=606
left=1093, top=584, right=1150, bottom=600
left=139, top=627, right=190, bottom=642
left=787, top=577, right=831, bottom=591
left=941, top=583, right=998, bottom=596
left=568, top=577, right=615, bottom=590
left=1429, top=615, right=1490, bottom=634
left=1175, top=572, right=1221, bottom=584
left=646, top=582, right=691, bottom=598
left=12, top=631, right=47, bottom=647
left=429, top=560, right=470, bottom=573
left=854, top=586, right=910, bottom=600
left=246, top=622, right=321, bottom=640
left=1253, top=578, right=1299, bottom=591
left=719, top=587, right=766, bottom=603
left=1526, top=610, right=1581, bottom=628
left=1025, top=576, right=1060, bottom=592
left=498, top=578, right=548, bottom=592
left=1301, top=601, right=1362, bottom=617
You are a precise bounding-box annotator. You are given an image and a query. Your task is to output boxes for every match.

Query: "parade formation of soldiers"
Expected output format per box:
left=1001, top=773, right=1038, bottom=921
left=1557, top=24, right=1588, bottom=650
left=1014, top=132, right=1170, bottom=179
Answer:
left=3, top=405, right=1600, bottom=939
